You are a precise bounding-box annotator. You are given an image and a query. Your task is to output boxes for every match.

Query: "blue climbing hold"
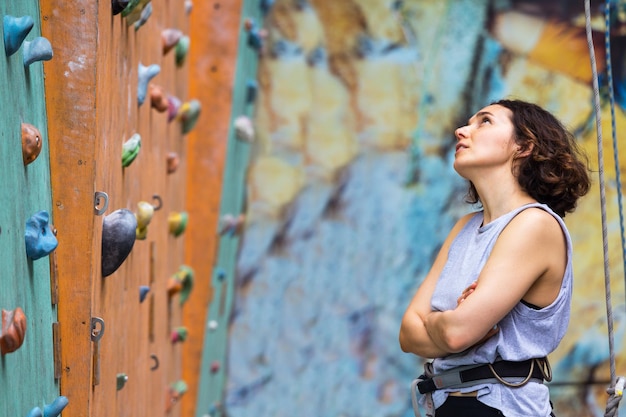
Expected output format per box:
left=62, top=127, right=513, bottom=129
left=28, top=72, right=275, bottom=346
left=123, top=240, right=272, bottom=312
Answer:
left=3, top=15, right=34, bottom=56
left=139, top=285, right=150, bottom=303
left=137, top=63, right=160, bottom=106
left=25, top=211, right=58, bottom=260
left=43, top=396, right=69, bottom=417
left=23, top=37, right=53, bottom=66
left=24, top=396, right=68, bottom=417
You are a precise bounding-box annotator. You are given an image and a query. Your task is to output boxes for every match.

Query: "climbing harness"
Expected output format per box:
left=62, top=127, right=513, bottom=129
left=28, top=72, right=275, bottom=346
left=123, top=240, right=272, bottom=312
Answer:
left=585, top=0, right=626, bottom=416
left=410, top=358, right=551, bottom=417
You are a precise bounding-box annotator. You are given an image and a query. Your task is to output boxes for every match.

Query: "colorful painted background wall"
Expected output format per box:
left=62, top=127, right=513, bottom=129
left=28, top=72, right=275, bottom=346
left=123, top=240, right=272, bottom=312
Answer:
left=224, top=1, right=626, bottom=416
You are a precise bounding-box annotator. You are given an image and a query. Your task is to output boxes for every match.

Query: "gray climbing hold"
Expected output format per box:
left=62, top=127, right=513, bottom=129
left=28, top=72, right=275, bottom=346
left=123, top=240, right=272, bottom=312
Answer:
left=101, top=209, right=137, bottom=277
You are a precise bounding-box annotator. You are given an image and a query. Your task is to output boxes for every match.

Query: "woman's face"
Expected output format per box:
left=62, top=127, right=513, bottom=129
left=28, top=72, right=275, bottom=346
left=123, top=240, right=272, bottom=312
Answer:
left=453, top=104, right=518, bottom=179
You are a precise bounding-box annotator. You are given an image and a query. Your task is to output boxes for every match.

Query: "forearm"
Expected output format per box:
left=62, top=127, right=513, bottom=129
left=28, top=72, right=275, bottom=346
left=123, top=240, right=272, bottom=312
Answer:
left=399, top=312, right=451, bottom=358
left=424, top=309, right=491, bottom=354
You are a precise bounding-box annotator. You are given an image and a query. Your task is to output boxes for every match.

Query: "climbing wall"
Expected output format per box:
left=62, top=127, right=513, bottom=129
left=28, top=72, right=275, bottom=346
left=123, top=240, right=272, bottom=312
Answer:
left=40, top=1, right=200, bottom=416
left=0, top=1, right=60, bottom=416
left=182, top=1, right=244, bottom=416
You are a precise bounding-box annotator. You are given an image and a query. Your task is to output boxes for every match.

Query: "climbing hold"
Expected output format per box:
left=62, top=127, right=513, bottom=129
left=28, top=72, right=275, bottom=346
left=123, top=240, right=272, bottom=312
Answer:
left=116, top=373, right=129, bottom=390
left=25, top=211, right=58, bottom=260
left=260, top=0, right=274, bottom=15
left=23, top=37, right=53, bottom=66
left=149, top=84, right=169, bottom=112
left=175, top=35, right=190, bottom=67
left=167, top=95, right=182, bottom=122
left=207, top=320, right=218, bottom=331
left=135, top=199, right=158, bottom=239
left=166, top=152, right=180, bottom=174
left=210, top=360, right=220, bottom=373
left=3, top=15, right=34, bottom=56
left=120, top=0, right=141, bottom=16
left=215, top=268, right=226, bottom=281
left=244, top=19, right=265, bottom=51
left=25, top=396, right=67, bottom=417
left=43, top=396, right=68, bottom=417
left=234, top=116, right=255, bottom=142
left=112, top=0, right=130, bottom=15
left=168, top=211, right=188, bottom=237
left=121, top=133, right=141, bottom=167
left=0, top=307, right=26, bottom=355
left=21, top=122, right=43, bottom=165
left=243, top=18, right=254, bottom=32
left=101, top=209, right=137, bottom=277
left=122, top=0, right=151, bottom=25
left=177, top=99, right=201, bottom=134
left=184, top=1, right=193, bottom=14
left=166, top=380, right=188, bottom=412
left=25, top=407, right=42, bottom=417
left=137, top=63, right=160, bottom=106
left=167, top=265, right=194, bottom=305
left=219, top=213, right=245, bottom=236
left=162, top=28, right=183, bottom=54
left=133, top=3, right=152, bottom=30
left=246, top=79, right=258, bottom=104
left=170, top=327, right=188, bottom=344
left=139, top=285, right=150, bottom=303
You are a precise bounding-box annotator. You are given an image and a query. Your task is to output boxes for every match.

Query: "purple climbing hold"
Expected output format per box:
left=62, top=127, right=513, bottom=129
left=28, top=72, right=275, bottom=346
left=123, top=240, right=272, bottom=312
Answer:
left=167, top=95, right=182, bottom=122
left=3, top=15, right=34, bottom=56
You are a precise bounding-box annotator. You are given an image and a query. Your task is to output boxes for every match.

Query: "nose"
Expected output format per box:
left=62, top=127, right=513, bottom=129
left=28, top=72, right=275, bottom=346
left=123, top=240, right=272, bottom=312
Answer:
left=455, top=125, right=469, bottom=140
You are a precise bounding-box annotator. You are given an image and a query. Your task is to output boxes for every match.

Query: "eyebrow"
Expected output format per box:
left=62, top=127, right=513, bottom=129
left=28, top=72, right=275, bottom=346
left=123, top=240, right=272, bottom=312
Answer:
left=468, top=111, right=494, bottom=124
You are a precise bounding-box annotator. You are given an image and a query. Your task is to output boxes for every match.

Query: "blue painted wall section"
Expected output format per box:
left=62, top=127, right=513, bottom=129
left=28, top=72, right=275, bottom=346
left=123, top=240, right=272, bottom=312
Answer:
left=0, top=1, right=59, bottom=416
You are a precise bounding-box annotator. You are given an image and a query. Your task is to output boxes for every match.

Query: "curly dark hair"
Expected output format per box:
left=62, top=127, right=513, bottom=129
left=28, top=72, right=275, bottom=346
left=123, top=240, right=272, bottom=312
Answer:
left=465, top=99, right=591, bottom=217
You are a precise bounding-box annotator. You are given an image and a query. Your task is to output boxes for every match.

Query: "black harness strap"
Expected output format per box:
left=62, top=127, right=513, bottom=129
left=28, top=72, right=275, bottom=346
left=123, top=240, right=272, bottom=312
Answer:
left=417, top=358, right=548, bottom=394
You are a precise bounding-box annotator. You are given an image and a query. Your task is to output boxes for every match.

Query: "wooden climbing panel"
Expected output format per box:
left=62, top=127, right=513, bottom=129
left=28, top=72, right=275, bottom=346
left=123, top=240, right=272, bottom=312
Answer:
left=41, top=0, right=195, bottom=416
left=194, top=0, right=263, bottom=415
left=182, top=0, right=243, bottom=416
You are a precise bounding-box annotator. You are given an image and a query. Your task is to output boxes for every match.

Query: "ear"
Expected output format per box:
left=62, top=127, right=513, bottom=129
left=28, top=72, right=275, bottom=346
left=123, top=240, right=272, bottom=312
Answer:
left=515, top=142, right=534, bottom=158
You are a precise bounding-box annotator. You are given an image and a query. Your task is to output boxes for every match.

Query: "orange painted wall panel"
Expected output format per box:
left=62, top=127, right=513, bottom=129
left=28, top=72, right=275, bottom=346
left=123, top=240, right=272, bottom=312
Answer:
left=42, top=1, right=198, bottom=416
left=183, top=1, right=244, bottom=416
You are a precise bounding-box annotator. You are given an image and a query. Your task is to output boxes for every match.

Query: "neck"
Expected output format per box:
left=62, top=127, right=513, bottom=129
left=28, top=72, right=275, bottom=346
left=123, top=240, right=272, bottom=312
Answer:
left=473, top=178, right=536, bottom=225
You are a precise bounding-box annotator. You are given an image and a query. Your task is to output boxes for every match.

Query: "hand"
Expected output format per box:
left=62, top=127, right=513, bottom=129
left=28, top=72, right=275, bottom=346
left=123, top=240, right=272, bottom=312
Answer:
left=457, top=281, right=477, bottom=305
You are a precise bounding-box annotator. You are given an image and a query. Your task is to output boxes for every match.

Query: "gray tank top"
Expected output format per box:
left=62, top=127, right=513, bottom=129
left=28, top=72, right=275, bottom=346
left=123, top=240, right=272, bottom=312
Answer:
left=429, top=203, right=572, bottom=417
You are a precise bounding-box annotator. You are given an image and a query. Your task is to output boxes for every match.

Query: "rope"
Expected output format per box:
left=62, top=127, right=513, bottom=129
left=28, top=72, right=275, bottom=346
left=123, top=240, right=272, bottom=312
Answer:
left=585, top=1, right=623, bottom=415
left=604, top=0, right=626, bottom=303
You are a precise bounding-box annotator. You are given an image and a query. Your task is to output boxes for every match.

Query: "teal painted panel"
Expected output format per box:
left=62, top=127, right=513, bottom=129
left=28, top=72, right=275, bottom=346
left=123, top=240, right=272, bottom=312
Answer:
left=196, top=1, right=262, bottom=416
left=0, top=1, right=59, bottom=416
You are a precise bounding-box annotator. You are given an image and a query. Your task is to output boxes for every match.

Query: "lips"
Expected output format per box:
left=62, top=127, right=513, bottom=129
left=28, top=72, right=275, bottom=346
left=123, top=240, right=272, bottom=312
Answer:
left=456, top=143, right=468, bottom=153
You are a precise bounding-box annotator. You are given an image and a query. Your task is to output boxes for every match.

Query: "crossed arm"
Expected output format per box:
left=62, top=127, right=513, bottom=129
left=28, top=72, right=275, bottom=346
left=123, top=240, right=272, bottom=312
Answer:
left=399, top=208, right=566, bottom=358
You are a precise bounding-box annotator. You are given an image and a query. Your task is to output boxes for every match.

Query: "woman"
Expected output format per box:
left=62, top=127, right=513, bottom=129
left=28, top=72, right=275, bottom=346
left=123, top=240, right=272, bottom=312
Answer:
left=399, top=99, right=591, bottom=416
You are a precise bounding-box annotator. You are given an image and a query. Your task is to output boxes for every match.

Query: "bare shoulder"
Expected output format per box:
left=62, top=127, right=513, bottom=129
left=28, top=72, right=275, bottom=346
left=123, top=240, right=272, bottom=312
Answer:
left=510, top=207, right=563, bottom=236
